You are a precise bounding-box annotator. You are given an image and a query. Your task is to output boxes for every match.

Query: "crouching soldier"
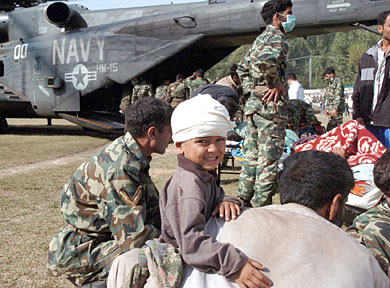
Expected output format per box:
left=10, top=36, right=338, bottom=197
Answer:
left=47, top=98, right=173, bottom=287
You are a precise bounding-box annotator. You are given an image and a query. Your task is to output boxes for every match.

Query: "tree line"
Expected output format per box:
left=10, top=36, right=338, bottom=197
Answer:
left=206, top=28, right=381, bottom=89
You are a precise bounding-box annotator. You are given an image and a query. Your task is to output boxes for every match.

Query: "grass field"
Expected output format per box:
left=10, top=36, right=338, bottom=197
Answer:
left=0, top=115, right=351, bottom=287
left=0, top=119, right=196, bottom=287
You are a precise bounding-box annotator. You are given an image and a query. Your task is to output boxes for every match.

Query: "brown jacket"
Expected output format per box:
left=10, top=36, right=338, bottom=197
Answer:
left=159, top=154, right=246, bottom=276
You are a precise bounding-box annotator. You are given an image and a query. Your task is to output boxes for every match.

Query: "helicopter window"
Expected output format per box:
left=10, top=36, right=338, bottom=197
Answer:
left=0, top=61, right=3, bottom=77
left=34, top=57, right=41, bottom=74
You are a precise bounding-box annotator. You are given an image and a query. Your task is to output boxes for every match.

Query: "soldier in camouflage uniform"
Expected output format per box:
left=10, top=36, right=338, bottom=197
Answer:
left=347, top=149, right=390, bottom=274
left=131, top=77, right=154, bottom=103
left=235, top=0, right=294, bottom=207
left=323, top=67, right=345, bottom=131
left=119, top=83, right=133, bottom=113
left=47, top=98, right=173, bottom=286
left=287, top=99, right=316, bottom=136
left=167, top=74, right=187, bottom=108
left=184, top=69, right=209, bottom=97
left=155, top=79, right=170, bottom=101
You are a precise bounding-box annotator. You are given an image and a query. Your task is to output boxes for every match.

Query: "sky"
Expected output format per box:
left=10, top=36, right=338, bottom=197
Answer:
left=65, top=0, right=205, bottom=10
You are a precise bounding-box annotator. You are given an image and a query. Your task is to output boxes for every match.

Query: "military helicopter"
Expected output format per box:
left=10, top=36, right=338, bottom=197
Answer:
left=0, top=0, right=387, bottom=133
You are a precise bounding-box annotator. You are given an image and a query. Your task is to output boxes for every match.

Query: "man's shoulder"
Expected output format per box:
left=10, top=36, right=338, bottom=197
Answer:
left=262, top=26, right=285, bottom=42
left=90, top=136, right=129, bottom=171
left=238, top=204, right=383, bottom=256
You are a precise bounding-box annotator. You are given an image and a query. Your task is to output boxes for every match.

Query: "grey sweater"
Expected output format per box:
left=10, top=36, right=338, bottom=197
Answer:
left=159, top=154, right=246, bottom=277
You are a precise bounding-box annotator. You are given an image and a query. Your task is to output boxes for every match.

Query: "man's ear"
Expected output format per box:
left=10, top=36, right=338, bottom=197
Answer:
left=147, top=126, right=156, bottom=140
left=328, top=194, right=341, bottom=222
left=378, top=24, right=383, bottom=35
left=272, top=12, right=280, bottom=26
left=175, top=142, right=184, bottom=154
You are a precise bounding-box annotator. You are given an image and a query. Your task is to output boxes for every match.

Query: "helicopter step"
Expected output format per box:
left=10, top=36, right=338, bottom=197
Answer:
left=57, top=111, right=124, bottom=134
left=0, top=80, right=34, bottom=117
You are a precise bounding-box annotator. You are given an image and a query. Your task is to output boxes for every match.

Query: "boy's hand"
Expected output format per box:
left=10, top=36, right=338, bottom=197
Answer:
left=212, top=201, right=240, bottom=221
left=231, top=258, right=272, bottom=288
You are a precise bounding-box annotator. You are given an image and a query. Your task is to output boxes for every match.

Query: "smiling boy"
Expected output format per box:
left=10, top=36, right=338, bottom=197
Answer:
left=158, top=95, right=272, bottom=288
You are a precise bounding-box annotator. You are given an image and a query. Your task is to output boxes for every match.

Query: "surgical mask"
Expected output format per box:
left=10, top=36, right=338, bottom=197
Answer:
left=330, top=77, right=334, bottom=81
left=279, top=14, right=296, bottom=33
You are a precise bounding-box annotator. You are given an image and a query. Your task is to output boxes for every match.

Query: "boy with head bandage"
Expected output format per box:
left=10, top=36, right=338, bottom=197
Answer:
left=159, top=95, right=272, bottom=288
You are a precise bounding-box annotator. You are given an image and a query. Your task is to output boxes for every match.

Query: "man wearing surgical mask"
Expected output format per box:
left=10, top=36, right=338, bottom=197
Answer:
left=236, top=0, right=294, bottom=207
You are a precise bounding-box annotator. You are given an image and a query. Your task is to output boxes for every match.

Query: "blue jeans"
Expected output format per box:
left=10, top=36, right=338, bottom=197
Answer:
left=366, top=125, right=390, bottom=149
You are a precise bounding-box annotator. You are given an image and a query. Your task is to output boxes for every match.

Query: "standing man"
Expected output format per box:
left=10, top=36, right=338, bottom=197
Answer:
left=47, top=98, right=173, bottom=287
left=167, top=74, right=187, bottom=108
left=185, top=69, right=209, bottom=96
left=131, top=77, right=154, bottom=103
left=352, top=10, right=390, bottom=149
left=119, top=82, right=133, bottom=113
left=235, top=0, right=294, bottom=207
left=155, top=79, right=170, bottom=100
left=287, top=73, right=305, bottom=101
left=323, top=67, right=345, bottom=131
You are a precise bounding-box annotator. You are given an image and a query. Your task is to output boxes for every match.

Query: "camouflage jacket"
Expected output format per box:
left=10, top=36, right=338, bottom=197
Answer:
left=119, top=95, right=131, bottom=112
left=155, top=84, right=169, bottom=100
left=287, top=99, right=316, bottom=129
left=185, top=76, right=209, bottom=96
left=237, top=25, right=288, bottom=95
left=347, top=196, right=390, bottom=273
left=132, top=82, right=154, bottom=102
left=167, top=81, right=186, bottom=101
left=325, top=76, right=345, bottom=113
left=60, top=132, right=160, bottom=251
left=238, top=25, right=288, bottom=119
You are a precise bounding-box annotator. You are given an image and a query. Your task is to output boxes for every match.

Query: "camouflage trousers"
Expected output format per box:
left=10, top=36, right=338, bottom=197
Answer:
left=288, top=122, right=300, bottom=136
left=47, top=224, right=121, bottom=286
left=123, top=239, right=183, bottom=288
left=235, top=113, right=286, bottom=207
left=171, top=98, right=184, bottom=109
left=327, top=113, right=343, bottom=131
left=347, top=199, right=390, bottom=274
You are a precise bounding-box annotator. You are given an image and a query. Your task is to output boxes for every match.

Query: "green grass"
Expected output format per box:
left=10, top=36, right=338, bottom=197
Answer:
left=0, top=163, right=79, bottom=288
left=0, top=119, right=111, bottom=169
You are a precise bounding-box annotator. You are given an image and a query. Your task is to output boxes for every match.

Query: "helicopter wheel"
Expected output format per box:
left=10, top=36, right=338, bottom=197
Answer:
left=0, top=117, right=8, bottom=134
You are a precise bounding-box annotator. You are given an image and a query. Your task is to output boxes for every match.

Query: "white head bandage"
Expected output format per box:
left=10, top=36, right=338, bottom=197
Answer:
left=171, top=94, right=235, bottom=143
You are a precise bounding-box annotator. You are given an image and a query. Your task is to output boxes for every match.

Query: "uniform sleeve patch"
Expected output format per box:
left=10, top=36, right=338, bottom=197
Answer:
left=118, top=185, right=142, bottom=206
left=361, top=68, right=375, bottom=81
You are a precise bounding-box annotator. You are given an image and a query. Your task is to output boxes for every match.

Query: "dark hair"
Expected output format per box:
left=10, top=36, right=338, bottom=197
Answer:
left=191, top=84, right=239, bottom=103
left=218, top=97, right=239, bottom=119
left=230, top=70, right=239, bottom=78
left=125, top=97, right=173, bottom=137
left=176, top=74, right=184, bottom=81
left=229, top=64, right=239, bottom=77
left=378, top=10, right=390, bottom=26
left=261, top=0, right=293, bottom=24
left=323, top=67, right=335, bottom=76
left=279, top=150, right=354, bottom=210
left=230, top=64, right=238, bottom=72
left=195, top=69, right=205, bottom=78
left=287, top=73, right=297, bottom=80
left=374, top=150, right=390, bottom=195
